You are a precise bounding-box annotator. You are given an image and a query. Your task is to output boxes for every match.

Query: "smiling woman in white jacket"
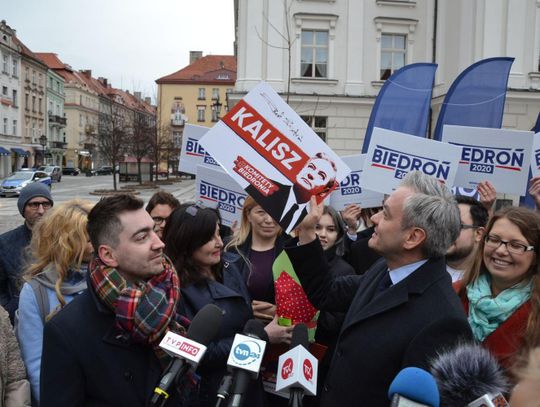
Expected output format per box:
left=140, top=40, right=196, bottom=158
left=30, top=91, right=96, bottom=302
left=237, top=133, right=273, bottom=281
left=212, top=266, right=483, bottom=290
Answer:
left=16, top=199, right=93, bottom=406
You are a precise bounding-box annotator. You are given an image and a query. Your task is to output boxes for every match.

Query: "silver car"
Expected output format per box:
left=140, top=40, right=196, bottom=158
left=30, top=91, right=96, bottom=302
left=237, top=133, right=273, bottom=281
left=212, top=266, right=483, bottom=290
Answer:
left=38, top=165, right=62, bottom=182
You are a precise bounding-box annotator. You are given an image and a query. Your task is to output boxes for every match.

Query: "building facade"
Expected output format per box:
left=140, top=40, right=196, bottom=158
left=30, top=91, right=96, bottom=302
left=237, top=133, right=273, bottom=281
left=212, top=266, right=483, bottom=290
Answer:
left=156, top=52, right=236, bottom=149
left=44, top=68, right=66, bottom=166
left=232, top=0, right=540, bottom=155
left=0, top=20, right=21, bottom=177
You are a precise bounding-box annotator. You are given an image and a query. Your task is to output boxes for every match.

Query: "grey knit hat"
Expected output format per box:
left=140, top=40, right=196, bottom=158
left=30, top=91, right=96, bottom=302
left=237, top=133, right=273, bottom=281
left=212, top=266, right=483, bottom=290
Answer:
left=17, top=183, right=54, bottom=216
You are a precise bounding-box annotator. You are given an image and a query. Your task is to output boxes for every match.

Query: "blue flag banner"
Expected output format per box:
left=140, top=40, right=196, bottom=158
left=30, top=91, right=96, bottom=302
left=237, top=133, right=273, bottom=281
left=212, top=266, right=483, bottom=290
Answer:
left=519, top=111, right=540, bottom=208
left=433, top=57, right=514, bottom=141
left=361, top=63, right=437, bottom=153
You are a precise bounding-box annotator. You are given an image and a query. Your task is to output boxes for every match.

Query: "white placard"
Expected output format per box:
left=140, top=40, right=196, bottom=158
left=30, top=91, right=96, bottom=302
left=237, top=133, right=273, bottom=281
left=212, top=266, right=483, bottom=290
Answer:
left=227, top=333, right=267, bottom=376
left=531, top=132, right=540, bottom=178
left=361, top=127, right=461, bottom=194
left=329, top=155, right=384, bottom=210
left=195, top=165, right=247, bottom=227
left=199, top=81, right=350, bottom=233
left=178, top=124, right=221, bottom=175
left=442, top=125, right=534, bottom=195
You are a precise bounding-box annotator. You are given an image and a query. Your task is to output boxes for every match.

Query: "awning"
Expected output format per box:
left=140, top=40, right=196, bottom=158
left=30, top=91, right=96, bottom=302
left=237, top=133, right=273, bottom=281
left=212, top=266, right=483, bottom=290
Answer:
left=0, top=147, right=9, bottom=156
left=11, top=148, right=30, bottom=157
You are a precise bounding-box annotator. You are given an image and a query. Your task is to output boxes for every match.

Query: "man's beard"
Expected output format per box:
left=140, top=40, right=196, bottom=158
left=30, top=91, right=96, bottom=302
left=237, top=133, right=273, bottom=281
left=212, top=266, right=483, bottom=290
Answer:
left=446, top=244, right=475, bottom=263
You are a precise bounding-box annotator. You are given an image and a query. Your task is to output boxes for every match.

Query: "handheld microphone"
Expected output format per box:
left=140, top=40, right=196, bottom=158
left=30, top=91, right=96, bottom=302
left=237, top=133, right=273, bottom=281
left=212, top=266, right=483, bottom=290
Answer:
left=225, top=319, right=268, bottom=407
left=151, top=303, right=224, bottom=407
left=275, top=324, right=318, bottom=407
left=429, top=343, right=509, bottom=407
left=388, top=367, right=440, bottom=407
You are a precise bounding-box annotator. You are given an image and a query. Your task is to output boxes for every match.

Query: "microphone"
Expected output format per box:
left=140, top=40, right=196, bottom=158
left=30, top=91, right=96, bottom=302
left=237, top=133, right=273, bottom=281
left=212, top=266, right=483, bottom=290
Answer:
left=151, top=303, right=224, bottom=407
left=429, top=343, right=509, bottom=407
left=388, top=367, right=440, bottom=407
left=275, top=324, right=318, bottom=407
left=225, top=319, right=268, bottom=407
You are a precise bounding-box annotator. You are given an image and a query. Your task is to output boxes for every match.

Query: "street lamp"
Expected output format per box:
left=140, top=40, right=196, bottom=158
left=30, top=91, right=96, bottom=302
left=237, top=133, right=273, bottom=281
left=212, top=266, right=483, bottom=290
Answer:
left=39, top=134, right=47, bottom=166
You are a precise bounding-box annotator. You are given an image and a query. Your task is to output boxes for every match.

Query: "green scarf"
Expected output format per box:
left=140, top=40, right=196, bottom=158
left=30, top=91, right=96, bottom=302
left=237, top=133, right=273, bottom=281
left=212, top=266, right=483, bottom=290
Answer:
left=466, top=273, right=532, bottom=342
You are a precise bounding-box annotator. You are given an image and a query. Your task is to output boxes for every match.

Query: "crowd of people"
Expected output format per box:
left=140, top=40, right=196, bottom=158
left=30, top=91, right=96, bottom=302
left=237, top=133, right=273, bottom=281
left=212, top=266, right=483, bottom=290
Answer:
left=1, top=173, right=540, bottom=406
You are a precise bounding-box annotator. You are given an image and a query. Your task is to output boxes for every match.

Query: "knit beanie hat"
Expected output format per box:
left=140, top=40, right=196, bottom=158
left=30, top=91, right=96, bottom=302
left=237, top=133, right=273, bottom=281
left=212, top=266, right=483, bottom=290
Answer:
left=17, top=183, right=54, bottom=216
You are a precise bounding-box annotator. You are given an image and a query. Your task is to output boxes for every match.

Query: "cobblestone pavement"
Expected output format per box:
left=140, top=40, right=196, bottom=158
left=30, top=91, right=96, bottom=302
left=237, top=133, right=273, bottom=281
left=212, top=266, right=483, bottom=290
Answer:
left=0, top=175, right=196, bottom=235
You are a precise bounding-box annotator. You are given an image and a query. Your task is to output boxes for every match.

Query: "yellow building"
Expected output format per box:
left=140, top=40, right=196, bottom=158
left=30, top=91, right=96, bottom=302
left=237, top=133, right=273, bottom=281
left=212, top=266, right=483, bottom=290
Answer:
left=156, top=52, right=236, bottom=149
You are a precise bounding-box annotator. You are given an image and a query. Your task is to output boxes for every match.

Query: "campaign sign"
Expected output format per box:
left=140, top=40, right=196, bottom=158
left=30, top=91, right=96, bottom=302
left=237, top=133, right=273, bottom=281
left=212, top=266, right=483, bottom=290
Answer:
left=195, top=165, right=247, bottom=227
left=531, top=133, right=540, bottom=178
left=329, top=155, right=384, bottom=210
left=199, top=81, right=350, bottom=233
left=361, top=127, right=461, bottom=194
left=442, top=125, right=534, bottom=195
left=178, top=124, right=220, bottom=175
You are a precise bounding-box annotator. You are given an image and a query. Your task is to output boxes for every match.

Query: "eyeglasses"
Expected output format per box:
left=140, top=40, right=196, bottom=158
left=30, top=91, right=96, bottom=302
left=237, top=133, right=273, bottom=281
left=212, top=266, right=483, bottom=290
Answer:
left=484, top=234, right=535, bottom=254
left=152, top=216, right=168, bottom=225
left=26, top=201, right=52, bottom=210
left=460, top=223, right=478, bottom=230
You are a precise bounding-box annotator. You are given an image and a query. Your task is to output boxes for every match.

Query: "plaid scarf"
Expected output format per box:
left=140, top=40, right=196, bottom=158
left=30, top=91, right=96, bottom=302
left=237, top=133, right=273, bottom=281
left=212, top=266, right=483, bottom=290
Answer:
left=89, top=255, right=188, bottom=346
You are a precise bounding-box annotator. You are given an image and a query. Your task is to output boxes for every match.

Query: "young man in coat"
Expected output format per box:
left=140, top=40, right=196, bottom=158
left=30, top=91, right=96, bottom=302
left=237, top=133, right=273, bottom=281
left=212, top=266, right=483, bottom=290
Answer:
left=40, top=194, right=188, bottom=406
left=285, top=171, right=472, bottom=406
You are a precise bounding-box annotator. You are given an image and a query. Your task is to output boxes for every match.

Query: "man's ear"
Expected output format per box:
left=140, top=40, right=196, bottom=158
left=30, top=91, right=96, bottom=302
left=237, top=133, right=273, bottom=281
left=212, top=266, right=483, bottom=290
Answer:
left=97, top=245, right=119, bottom=268
left=403, top=227, right=426, bottom=251
left=474, top=226, right=485, bottom=243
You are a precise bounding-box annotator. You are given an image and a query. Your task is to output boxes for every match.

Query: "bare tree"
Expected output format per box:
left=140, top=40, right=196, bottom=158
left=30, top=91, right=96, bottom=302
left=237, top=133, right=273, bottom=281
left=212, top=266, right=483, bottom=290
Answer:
left=128, top=111, right=153, bottom=184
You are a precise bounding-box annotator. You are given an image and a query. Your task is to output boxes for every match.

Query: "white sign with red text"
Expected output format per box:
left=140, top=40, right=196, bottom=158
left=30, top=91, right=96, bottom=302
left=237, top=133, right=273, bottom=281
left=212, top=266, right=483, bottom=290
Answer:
left=275, top=345, right=318, bottom=396
left=329, top=154, right=385, bottom=210
left=178, top=124, right=220, bottom=175
left=442, top=125, right=534, bottom=196
left=199, top=81, right=350, bottom=233
left=159, top=331, right=207, bottom=365
left=361, top=127, right=461, bottom=194
left=195, top=165, right=247, bottom=228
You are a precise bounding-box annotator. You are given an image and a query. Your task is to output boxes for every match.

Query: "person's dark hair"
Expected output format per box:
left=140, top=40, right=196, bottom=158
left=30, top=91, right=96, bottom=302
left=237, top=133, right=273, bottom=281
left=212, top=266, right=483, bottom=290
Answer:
left=87, top=194, right=143, bottom=250
left=145, top=191, right=180, bottom=214
left=455, top=195, right=489, bottom=228
left=322, top=205, right=347, bottom=256
left=163, top=205, right=222, bottom=286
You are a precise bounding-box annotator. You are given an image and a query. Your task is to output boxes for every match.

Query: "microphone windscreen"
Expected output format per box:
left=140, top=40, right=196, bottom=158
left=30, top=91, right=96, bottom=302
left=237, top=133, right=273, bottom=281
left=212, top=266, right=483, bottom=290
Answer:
left=388, top=367, right=439, bottom=407
left=290, top=323, right=309, bottom=350
left=243, top=319, right=269, bottom=342
left=430, top=343, right=508, bottom=407
left=187, top=303, right=224, bottom=345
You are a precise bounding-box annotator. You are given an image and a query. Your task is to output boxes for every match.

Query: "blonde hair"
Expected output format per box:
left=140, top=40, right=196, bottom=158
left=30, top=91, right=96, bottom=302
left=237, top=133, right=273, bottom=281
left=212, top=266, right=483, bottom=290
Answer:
left=25, top=199, right=93, bottom=307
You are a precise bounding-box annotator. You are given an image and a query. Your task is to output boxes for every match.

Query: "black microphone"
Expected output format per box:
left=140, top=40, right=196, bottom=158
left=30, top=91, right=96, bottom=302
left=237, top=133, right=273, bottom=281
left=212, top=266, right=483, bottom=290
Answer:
left=226, top=319, right=269, bottom=407
left=430, top=342, right=509, bottom=407
left=151, top=303, right=224, bottom=407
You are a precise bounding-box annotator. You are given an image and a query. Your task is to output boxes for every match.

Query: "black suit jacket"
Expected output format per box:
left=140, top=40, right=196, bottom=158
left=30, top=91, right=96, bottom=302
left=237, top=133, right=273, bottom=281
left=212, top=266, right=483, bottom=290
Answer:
left=343, top=227, right=382, bottom=275
left=286, top=239, right=472, bottom=406
left=246, top=180, right=307, bottom=231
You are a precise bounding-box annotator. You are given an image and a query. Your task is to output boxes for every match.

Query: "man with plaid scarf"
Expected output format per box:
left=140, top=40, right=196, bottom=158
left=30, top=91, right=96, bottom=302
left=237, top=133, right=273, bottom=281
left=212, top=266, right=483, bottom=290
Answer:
left=40, top=194, right=189, bottom=406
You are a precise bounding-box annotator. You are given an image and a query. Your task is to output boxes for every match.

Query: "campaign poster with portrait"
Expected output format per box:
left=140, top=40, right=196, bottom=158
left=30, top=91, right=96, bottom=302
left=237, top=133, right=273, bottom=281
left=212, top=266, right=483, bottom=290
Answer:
left=195, top=165, right=247, bottom=227
left=361, top=127, right=461, bottom=194
left=178, top=124, right=221, bottom=175
left=329, top=155, right=384, bottom=211
left=199, top=81, right=350, bottom=233
left=442, top=125, right=534, bottom=195
left=531, top=133, right=540, bottom=178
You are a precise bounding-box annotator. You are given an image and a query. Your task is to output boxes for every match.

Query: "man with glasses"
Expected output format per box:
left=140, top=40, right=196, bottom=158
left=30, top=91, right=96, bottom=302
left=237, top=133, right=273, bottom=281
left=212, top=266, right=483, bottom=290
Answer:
left=0, top=183, right=54, bottom=322
left=446, top=196, right=489, bottom=282
left=145, top=191, right=180, bottom=239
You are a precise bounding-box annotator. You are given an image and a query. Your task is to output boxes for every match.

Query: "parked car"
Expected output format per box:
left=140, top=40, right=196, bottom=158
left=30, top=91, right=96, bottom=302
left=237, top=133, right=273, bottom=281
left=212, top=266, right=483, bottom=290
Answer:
left=37, top=165, right=62, bottom=182
left=92, top=166, right=114, bottom=175
left=62, top=167, right=81, bottom=176
left=0, top=171, right=52, bottom=197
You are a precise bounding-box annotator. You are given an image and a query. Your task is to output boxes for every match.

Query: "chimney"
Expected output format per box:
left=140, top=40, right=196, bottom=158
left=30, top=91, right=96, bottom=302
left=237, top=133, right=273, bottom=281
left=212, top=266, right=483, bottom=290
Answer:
left=134, top=91, right=142, bottom=100
left=145, top=97, right=152, bottom=104
left=97, top=77, right=108, bottom=88
left=190, top=51, right=203, bottom=64
left=80, top=69, right=92, bottom=77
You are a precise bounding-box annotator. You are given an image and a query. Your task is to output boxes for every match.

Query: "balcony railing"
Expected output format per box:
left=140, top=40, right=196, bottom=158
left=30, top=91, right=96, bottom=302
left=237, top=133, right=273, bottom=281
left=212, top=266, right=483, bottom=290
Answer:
left=51, top=141, right=67, bottom=149
left=48, top=114, right=67, bottom=125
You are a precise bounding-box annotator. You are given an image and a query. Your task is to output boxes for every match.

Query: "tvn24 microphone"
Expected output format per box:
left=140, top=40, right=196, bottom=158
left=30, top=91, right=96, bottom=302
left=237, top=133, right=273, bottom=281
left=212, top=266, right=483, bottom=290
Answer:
left=388, top=367, right=440, bottom=407
left=275, top=324, right=318, bottom=407
left=151, top=303, right=224, bottom=407
left=430, top=343, right=509, bottom=407
left=223, top=319, right=268, bottom=407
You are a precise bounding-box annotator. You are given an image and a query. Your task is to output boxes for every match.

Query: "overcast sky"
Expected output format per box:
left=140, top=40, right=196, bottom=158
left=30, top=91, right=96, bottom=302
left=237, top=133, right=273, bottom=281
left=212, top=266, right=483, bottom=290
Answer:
left=3, top=0, right=235, bottom=102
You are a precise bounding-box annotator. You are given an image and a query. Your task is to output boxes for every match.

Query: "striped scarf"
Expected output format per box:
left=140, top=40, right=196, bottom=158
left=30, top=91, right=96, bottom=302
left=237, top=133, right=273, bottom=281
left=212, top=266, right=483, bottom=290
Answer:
left=89, top=255, right=188, bottom=347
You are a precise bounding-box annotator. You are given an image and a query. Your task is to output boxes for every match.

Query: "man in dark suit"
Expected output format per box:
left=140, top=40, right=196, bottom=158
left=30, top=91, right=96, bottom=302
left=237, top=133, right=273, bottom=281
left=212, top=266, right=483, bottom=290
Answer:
left=285, top=171, right=472, bottom=406
left=246, top=152, right=338, bottom=231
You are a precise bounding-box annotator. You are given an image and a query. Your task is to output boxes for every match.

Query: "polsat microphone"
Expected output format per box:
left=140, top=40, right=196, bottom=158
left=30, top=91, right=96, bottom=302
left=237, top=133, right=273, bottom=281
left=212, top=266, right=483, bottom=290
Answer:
left=275, top=324, right=318, bottom=407
left=151, top=303, right=224, bottom=407
left=388, top=367, right=440, bottom=407
left=223, top=319, right=268, bottom=407
left=430, top=343, right=509, bottom=407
